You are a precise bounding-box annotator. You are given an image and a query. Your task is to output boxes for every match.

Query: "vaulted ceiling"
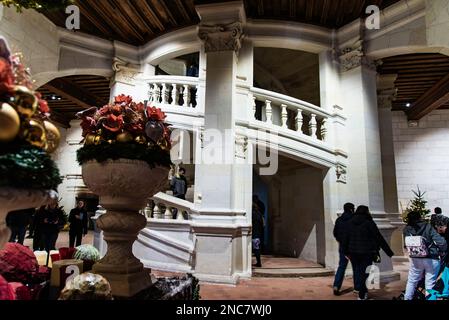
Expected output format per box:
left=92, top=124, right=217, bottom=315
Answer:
left=41, top=0, right=401, bottom=46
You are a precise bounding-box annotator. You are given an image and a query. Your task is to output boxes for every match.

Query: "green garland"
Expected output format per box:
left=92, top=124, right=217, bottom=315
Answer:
left=0, top=0, right=73, bottom=12
left=77, top=142, right=172, bottom=169
left=0, top=143, right=62, bottom=190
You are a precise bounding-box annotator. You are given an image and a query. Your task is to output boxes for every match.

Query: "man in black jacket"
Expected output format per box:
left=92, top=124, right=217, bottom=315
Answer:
left=6, top=208, right=34, bottom=245
left=342, top=205, right=394, bottom=300
left=68, top=200, right=88, bottom=248
left=332, top=203, right=355, bottom=295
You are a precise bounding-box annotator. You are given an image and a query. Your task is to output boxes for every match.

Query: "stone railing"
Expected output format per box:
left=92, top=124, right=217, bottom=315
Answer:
left=148, top=76, right=199, bottom=109
left=249, top=87, right=330, bottom=142
left=143, top=192, right=193, bottom=221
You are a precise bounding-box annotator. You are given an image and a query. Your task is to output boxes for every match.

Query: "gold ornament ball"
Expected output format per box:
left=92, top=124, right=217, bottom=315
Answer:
left=43, top=120, right=61, bottom=153
left=93, top=135, right=102, bottom=145
left=135, top=135, right=147, bottom=144
left=10, top=86, right=38, bottom=118
left=117, top=131, right=133, bottom=143
left=25, top=119, right=47, bottom=149
left=0, top=103, right=21, bottom=142
left=84, top=134, right=96, bottom=146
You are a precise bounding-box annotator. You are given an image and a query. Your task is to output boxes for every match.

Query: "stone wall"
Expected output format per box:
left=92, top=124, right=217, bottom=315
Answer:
left=0, top=5, right=60, bottom=85
left=392, top=109, right=449, bottom=214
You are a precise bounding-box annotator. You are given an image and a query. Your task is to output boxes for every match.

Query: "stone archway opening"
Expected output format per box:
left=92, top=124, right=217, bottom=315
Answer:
left=252, top=153, right=331, bottom=276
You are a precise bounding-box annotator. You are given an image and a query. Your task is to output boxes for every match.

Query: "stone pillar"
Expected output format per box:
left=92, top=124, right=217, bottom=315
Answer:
left=377, top=74, right=407, bottom=262
left=191, top=1, right=252, bottom=283
left=319, top=50, right=348, bottom=269
left=338, top=40, right=400, bottom=283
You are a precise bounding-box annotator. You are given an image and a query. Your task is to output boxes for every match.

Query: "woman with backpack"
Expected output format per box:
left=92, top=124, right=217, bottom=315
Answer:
left=403, top=211, right=447, bottom=300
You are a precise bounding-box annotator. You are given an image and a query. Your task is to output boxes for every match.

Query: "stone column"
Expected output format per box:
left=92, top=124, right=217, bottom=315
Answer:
left=377, top=74, right=407, bottom=262
left=338, top=40, right=400, bottom=283
left=191, top=2, right=252, bottom=283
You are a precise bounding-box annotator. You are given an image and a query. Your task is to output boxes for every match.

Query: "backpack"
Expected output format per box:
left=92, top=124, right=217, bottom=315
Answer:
left=405, top=235, right=429, bottom=258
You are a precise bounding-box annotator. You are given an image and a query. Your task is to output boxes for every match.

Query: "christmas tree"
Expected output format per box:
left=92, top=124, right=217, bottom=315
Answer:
left=403, top=187, right=431, bottom=223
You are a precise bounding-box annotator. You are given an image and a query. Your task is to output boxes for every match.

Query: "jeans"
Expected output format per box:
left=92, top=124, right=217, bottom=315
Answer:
left=350, top=254, right=374, bottom=299
left=9, top=226, right=26, bottom=245
left=43, top=232, right=58, bottom=252
left=333, top=247, right=349, bottom=290
left=404, top=258, right=440, bottom=300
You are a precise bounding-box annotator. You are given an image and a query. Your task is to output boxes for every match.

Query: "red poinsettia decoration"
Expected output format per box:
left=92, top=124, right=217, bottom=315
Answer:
left=0, top=58, right=14, bottom=95
left=146, top=106, right=167, bottom=121
left=102, top=114, right=124, bottom=132
left=77, top=94, right=171, bottom=149
left=114, top=94, right=133, bottom=106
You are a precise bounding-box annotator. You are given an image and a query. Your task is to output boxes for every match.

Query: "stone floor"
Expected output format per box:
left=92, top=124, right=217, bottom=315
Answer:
left=22, top=232, right=409, bottom=300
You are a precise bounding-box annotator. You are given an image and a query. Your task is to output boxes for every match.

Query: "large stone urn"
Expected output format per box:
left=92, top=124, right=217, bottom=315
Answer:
left=81, top=159, right=168, bottom=297
left=0, top=188, right=55, bottom=248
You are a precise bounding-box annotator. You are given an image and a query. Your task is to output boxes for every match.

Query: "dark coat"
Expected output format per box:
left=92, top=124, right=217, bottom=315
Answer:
left=342, top=213, right=394, bottom=257
left=403, top=222, right=447, bottom=260
left=6, top=208, right=34, bottom=227
left=69, top=207, right=88, bottom=234
left=252, top=209, right=264, bottom=240
left=333, top=211, right=353, bottom=243
left=41, top=207, right=64, bottom=234
left=170, top=175, right=188, bottom=198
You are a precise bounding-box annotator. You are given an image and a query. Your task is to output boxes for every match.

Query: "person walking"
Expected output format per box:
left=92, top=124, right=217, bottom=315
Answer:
left=332, top=202, right=355, bottom=296
left=342, top=205, right=394, bottom=300
left=6, top=208, right=34, bottom=245
left=404, top=211, right=447, bottom=300
left=68, top=200, right=88, bottom=248
left=252, top=203, right=264, bottom=268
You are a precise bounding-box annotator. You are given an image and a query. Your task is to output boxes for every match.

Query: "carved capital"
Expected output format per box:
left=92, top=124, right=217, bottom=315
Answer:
left=338, top=40, right=378, bottom=73
left=378, top=88, right=398, bottom=109
left=336, top=164, right=347, bottom=184
left=198, top=22, right=244, bottom=54
left=235, top=135, right=248, bottom=159
left=112, top=57, right=141, bottom=86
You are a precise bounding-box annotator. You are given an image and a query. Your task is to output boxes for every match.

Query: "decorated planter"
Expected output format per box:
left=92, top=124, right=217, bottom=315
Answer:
left=0, top=38, right=61, bottom=249
left=76, top=94, right=172, bottom=297
left=82, top=159, right=168, bottom=297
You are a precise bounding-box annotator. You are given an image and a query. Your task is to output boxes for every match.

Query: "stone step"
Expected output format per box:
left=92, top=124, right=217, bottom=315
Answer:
left=252, top=267, right=335, bottom=278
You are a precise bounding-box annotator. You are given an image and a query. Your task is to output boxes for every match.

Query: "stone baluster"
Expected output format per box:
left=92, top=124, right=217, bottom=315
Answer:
left=320, top=118, right=327, bottom=141
left=183, top=85, right=191, bottom=108
left=171, top=84, right=178, bottom=106
left=265, top=100, right=273, bottom=125
left=252, top=95, right=257, bottom=120
left=176, top=208, right=185, bottom=221
left=148, top=84, right=154, bottom=103
left=152, top=84, right=160, bottom=104
left=143, top=201, right=153, bottom=219
left=281, top=104, right=288, bottom=128
left=296, top=110, right=303, bottom=133
left=161, top=83, right=168, bottom=104
left=310, top=114, right=317, bottom=138
left=164, top=206, right=173, bottom=219
left=153, top=202, right=162, bottom=219
left=195, top=85, right=199, bottom=108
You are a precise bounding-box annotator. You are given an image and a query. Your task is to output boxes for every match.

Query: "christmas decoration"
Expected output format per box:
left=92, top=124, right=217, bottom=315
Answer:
left=0, top=103, right=20, bottom=142
left=59, top=273, right=113, bottom=300
left=76, top=94, right=172, bottom=168
left=0, top=37, right=61, bottom=190
left=403, top=186, right=431, bottom=223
